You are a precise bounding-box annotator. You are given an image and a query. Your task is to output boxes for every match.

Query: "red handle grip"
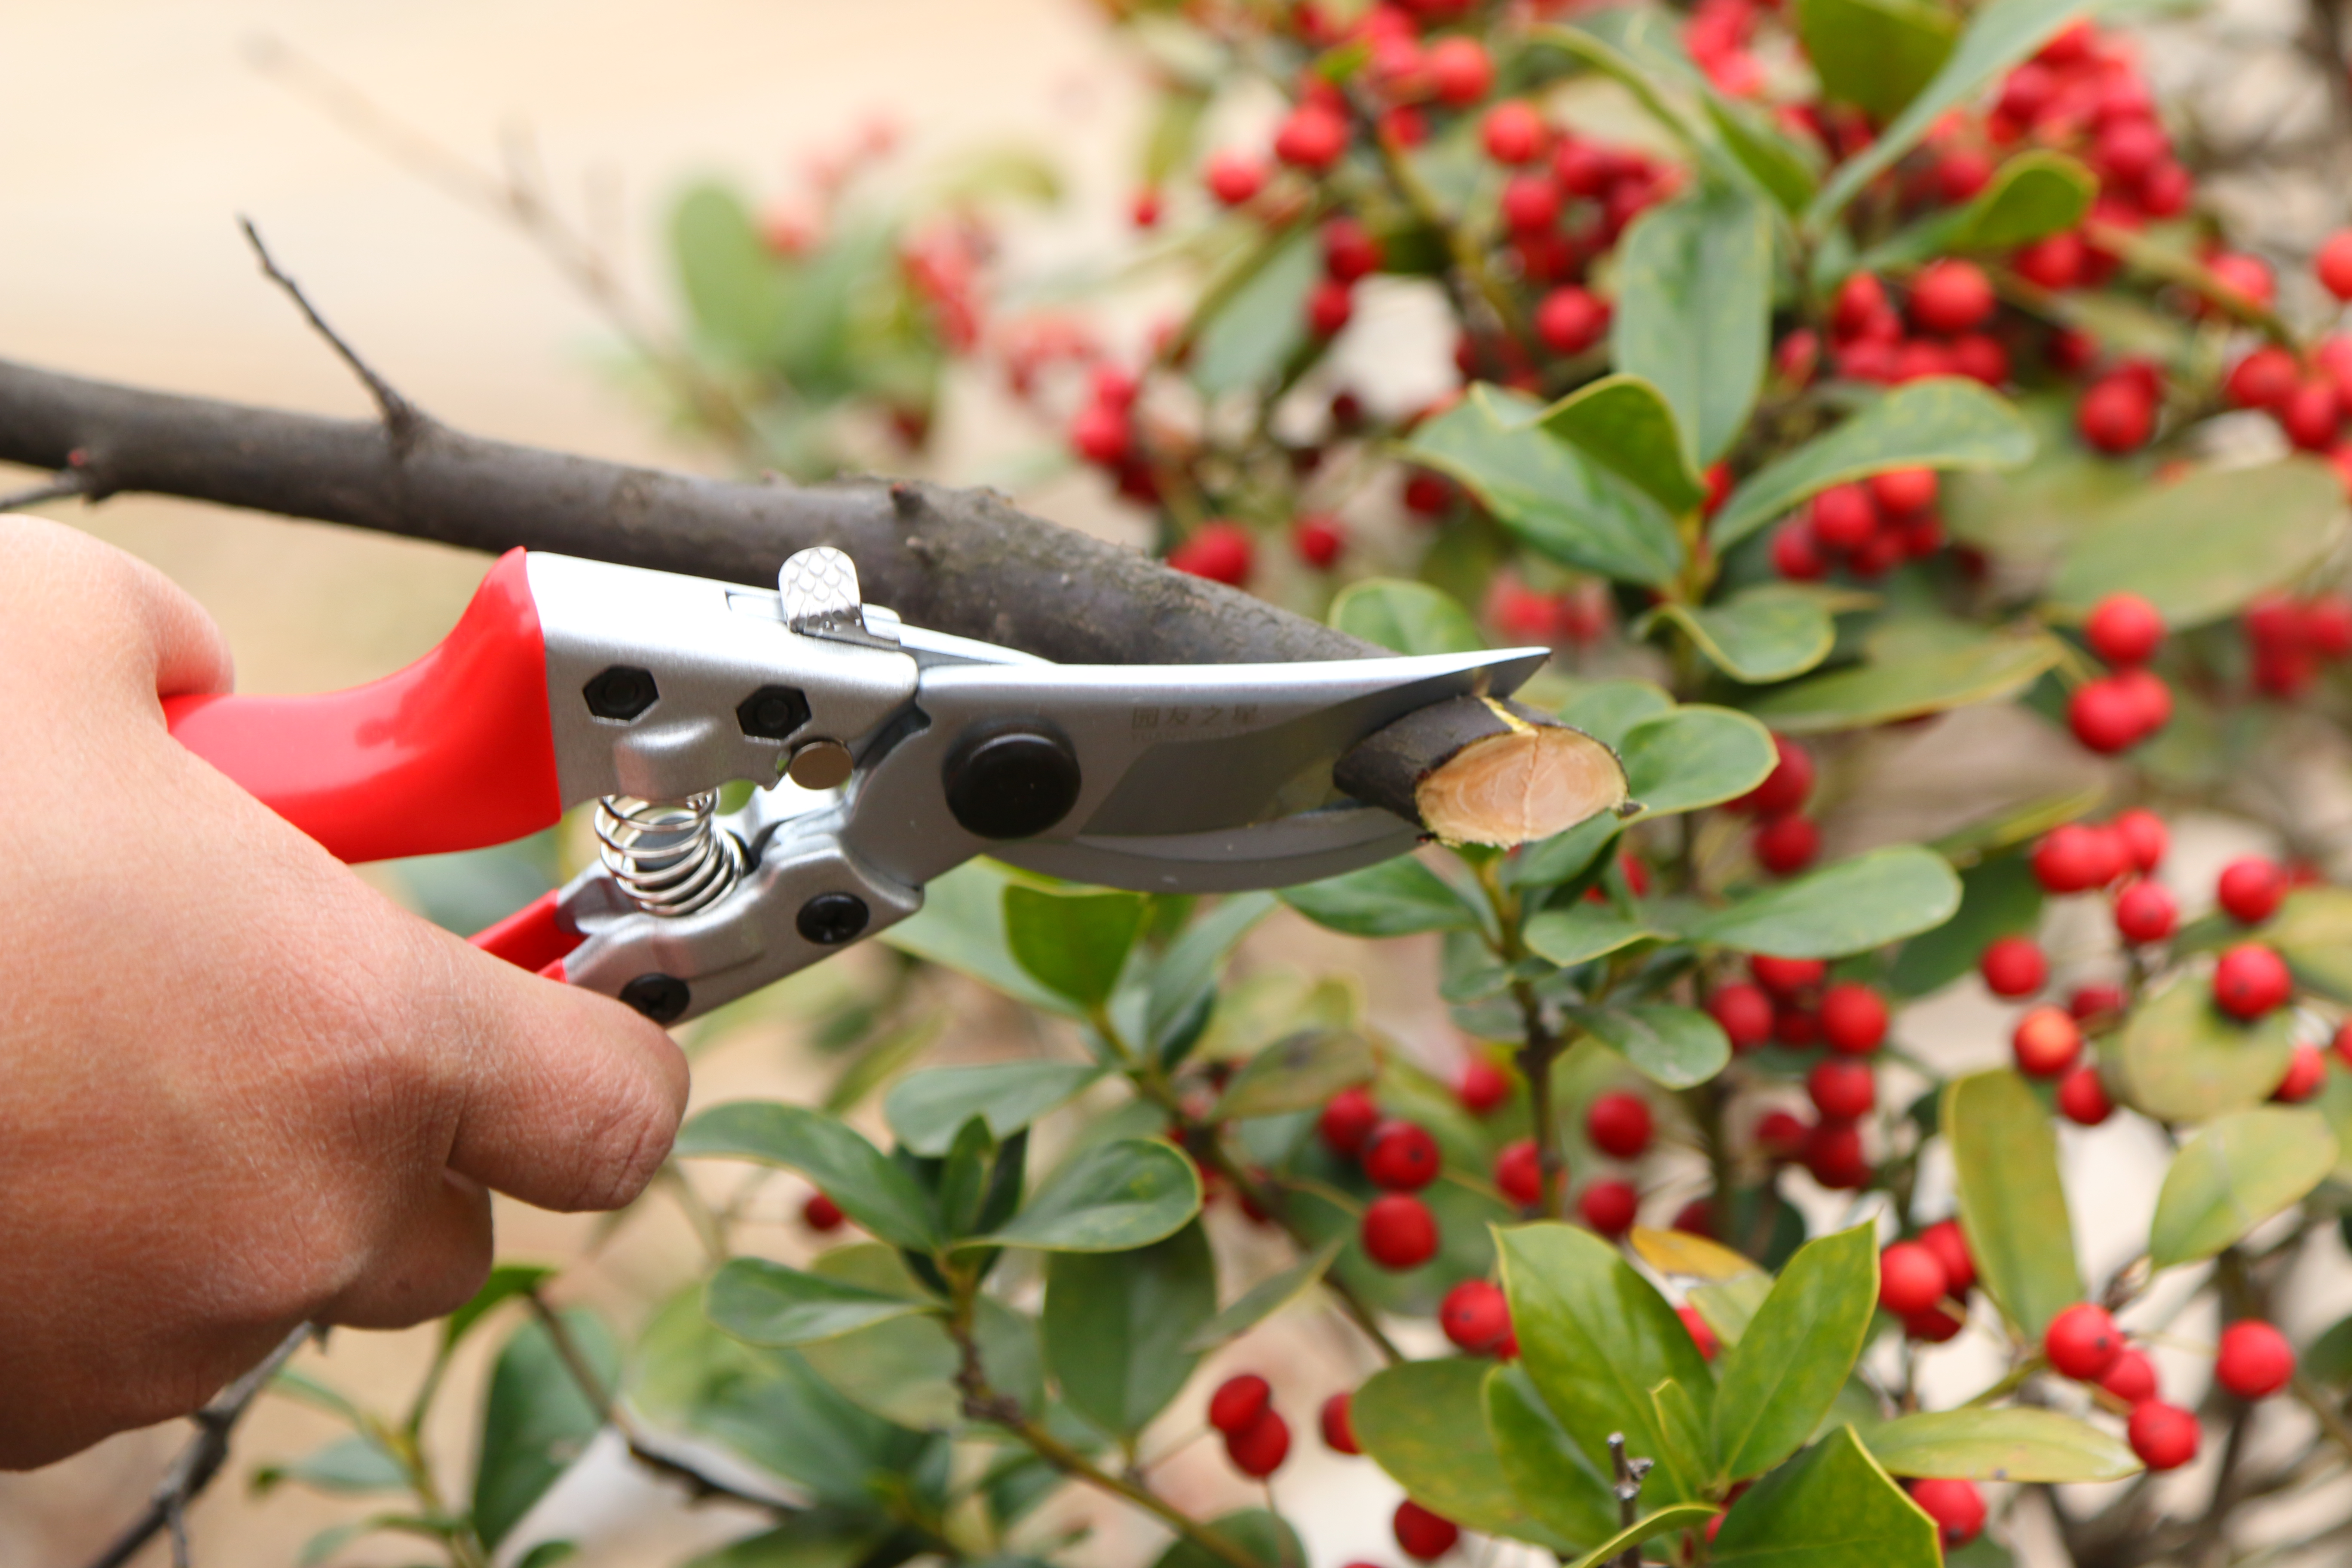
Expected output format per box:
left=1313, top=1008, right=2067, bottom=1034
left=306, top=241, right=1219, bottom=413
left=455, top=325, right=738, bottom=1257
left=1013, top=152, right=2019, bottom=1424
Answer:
left=166, top=549, right=564, bottom=864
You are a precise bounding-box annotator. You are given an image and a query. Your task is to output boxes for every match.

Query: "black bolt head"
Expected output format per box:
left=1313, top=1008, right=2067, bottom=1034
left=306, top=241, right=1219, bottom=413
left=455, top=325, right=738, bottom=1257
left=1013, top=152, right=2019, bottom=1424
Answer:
left=736, top=684, right=812, bottom=741
left=619, top=973, right=691, bottom=1023
left=943, top=728, right=1082, bottom=840
left=584, top=665, right=658, bottom=721
left=796, top=892, right=870, bottom=946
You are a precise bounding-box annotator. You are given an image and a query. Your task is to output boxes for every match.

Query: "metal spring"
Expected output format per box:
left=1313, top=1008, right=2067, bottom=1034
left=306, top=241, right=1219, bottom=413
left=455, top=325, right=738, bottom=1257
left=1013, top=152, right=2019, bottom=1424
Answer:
left=594, top=793, right=745, bottom=918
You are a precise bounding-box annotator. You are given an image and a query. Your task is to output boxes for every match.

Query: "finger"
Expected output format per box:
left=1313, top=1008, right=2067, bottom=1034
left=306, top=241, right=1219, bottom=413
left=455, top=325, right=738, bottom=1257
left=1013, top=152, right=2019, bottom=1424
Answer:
left=0, top=513, right=234, bottom=700
left=318, top=1169, right=494, bottom=1331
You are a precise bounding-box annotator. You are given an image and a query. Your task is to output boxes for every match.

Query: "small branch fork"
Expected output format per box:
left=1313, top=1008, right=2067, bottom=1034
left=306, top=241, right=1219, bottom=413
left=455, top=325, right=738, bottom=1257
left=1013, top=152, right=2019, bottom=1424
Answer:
left=1608, top=1433, right=1654, bottom=1568
left=238, top=217, right=431, bottom=454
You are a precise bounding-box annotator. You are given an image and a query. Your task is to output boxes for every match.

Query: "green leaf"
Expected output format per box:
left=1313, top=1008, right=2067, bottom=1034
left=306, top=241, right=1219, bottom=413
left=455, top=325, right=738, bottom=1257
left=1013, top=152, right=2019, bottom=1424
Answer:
left=1281, top=858, right=1481, bottom=937
left=1807, top=0, right=2128, bottom=231
left=884, top=860, right=1066, bottom=1012
left=1504, top=812, right=1623, bottom=891
left=1891, top=855, right=2043, bottom=998
left=1212, top=1030, right=1378, bottom=1119
left=1746, top=632, right=2064, bottom=734
left=1703, top=96, right=1820, bottom=214
left=1533, top=374, right=1709, bottom=514
left=673, top=184, right=790, bottom=361
left=1619, top=704, right=1779, bottom=815
left=1690, top=845, right=1963, bottom=958
left=1151, top=1511, right=1304, bottom=1568
left=1004, top=885, right=1148, bottom=1010
left=1651, top=1378, right=1713, bottom=1490
left=798, top=1286, right=1042, bottom=1432
left=1863, top=1407, right=2142, bottom=1482
left=1713, top=378, right=2036, bottom=548
left=1646, top=591, right=1838, bottom=685
left=1484, top=1363, right=1623, bottom=1548
left=1947, top=1070, right=2081, bottom=1340
left=1355, top=1357, right=1577, bottom=1548
left=1526, top=905, right=1658, bottom=969
left=682, top=1521, right=886, bottom=1568
left=1182, top=1236, right=1348, bottom=1352
left=1866, top=151, right=2095, bottom=269
left=1043, top=1221, right=1216, bottom=1438
left=1711, top=1225, right=1879, bottom=1482
left=1710, top=1424, right=1940, bottom=1568
left=1192, top=229, right=1318, bottom=396
left=442, top=1263, right=557, bottom=1356
left=2270, top=888, right=2352, bottom=1001
left=677, top=1102, right=939, bottom=1250
left=1331, top=578, right=1485, bottom=655
left=1404, top=385, right=1684, bottom=587
left=1563, top=1505, right=1724, bottom=1568
left=1567, top=1004, right=1732, bottom=1090
left=1500, top=1223, right=1716, bottom=1504
left=1611, top=184, right=1774, bottom=467
left=705, top=1259, right=931, bottom=1347
left=2150, top=1107, right=2340, bottom=1270
left=1795, top=0, right=1958, bottom=123
left=885, top=1062, right=1105, bottom=1158
left=2044, top=459, right=2348, bottom=631
left=1559, top=680, right=1676, bottom=750
left=967, top=1139, right=1199, bottom=1253
left=2115, top=975, right=2299, bottom=1124
left=254, top=1434, right=410, bottom=1497
left=472, top=1310, right=616, bottom=1551
left=1146, top=892, right=1278, bottom=1050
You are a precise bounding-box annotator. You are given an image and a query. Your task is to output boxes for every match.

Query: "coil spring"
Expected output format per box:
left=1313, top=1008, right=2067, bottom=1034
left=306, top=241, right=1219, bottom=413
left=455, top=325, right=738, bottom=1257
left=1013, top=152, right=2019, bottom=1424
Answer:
left=594, top=793, right=745, bottom=918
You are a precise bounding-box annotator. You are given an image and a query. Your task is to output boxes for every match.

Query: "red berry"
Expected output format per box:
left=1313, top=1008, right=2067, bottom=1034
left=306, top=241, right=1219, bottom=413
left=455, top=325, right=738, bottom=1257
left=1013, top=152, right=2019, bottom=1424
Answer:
left=1707, top=983, right=1775, bottom=1051
left=2057, top=1065, right=2114, bottom=1126
left=1736, top=735, right=1816, bottom=817
left=2014, top=1005, right=2084, bottom=1078
left=1803, top=1120, right=1870, bottom=1190
left=1225, top=1408, right=1291, bottom=1476
left=1427, top=36, right=1495, bottom=107
left=2217, top=858, right=2288, bottom=924
left=1981, top=935, right=2049, bottom=998
left=1275, top=102, right=1349, bottom=172
left=2092, top=117, right=2167, bottom=185
left=2035, top=824, right=2117, bottom=894
left=1322, top=218, right=1383, bottom=283
left=2079, top=376, right=2155, bottom=453
left=1910, top=1478, right=1986, bottom=1548
left=1678, top=1304, right=1719, bottom=1360
left=1586, top=1092, right=1654, bottom=1159
left=1293, top=513, right=1345, bottom=569
left=2282, top=380, right=2343, bottom=452
left=2070, top=675, right=2147, bottom=753
left=1910, top=260, right=1996, bottom=334
left=2100, top=1348, right=2158, bottom=1403
left=1363, top=1119, right=1442, bottom=1191
left=803, top=1191, right=845, bottom=1231
left=1775, top=1005, right=1820, bottom=1048
left=1069, top=401, right=1132, bottom=466
left=1320, top=1087, right=1380, bottom=1155
left=1481, top=101, right=1545, bottom=165
left=1440, top=1279, right=1513, bottom=1354
left=1920, top=1219, right=1977, bottom=1294
left=1169, top=521, right=1254, bottom=585
left=1880, top=1242, right=1949, bottom=1316
left=1394, top=1501, right=1461, bottom=1561
left=2226, top=345, right=2300, bottom=410
left=1209, top=1374, right=1271, bottom=1435
left=1458, top=1059, right=1510, bottom=1115
left=1771, top=520, right=1827, bottom=581
left=1833, top=272, right=1891, bottom=339
left=2208, top=251, right=2275, bottom=310
left=1755, top=1109, right=1807, bottom=1160
left=2071, top=983, right=2127, bottom=1023
left=1306, top=279, right=1354, bottom=337
left=2305, top=593, right=2352, bottom=658
left=2214, top=943, right=2292, bottom=1020
left=2016, top=231, right=2087, bottom=290
left=1819, top=983, right=1890, bottom=1055
left=2216, top=1320, right=2296, bottom=1399
left=1551, top=138, right=1613, bottom=196
left=1130, top=187, right=1163, bottom=229
left=1809, top=483, right=1879, bottom=551
left=2336, top=1018, right=2352, bottom=1069
left=2128, top=1400, right=2200, bottom=1471
left=1362, top=1192, right=1440, bottom=1269
left=2274, top=1042, right=2327, bottom=1103
left=1501, top=173, right=1562, bottom=234
left=1494, top=1139, right=1545, bottom=1207
left=2114, top=880, right=2178, bottom=945
left=1808, top=1059, right=1877, bottom=1120
left=2114, top=808, right=2168, bottom=872
left=2086, top=593, right=2165, bottom=666
left=1205, top=151, right=1267, bottom=206
left=2320, top=231, right=2352, bottom=301
left=1936, top=147, right=1994, bottom=204
left=1870, top=466, right=1939, bottom=514
left=1535, top=286, right=1610, bottom=355
left=1755, top=815, right=1821, bottom=876
left=2046, top=1302, right=2125, bottom=1380
left=1751, top=955, right=1827, bottom=995
left=1320, top=1390, right=1359, bottom=1453
left=1906, top=1300, right=1967, bottom=1343
left=1578, top=1178, right=1639, bottom=1236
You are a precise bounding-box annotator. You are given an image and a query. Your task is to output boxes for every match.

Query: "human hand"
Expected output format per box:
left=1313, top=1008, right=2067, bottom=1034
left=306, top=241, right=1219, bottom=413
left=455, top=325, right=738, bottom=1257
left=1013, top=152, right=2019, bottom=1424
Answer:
left=0, top=517, right=687, bottom=1469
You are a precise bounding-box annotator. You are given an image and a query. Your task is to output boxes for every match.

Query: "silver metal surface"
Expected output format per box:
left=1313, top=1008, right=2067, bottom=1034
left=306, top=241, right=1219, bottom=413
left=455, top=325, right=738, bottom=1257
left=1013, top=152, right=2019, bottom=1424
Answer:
left=593, top=793, right=744, bottom=917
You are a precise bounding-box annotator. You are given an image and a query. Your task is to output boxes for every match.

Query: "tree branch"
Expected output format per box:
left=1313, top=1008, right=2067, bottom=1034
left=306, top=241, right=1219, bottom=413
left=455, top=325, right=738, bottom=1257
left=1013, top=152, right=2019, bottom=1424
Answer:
left=238, top=218, right=430, bottom=454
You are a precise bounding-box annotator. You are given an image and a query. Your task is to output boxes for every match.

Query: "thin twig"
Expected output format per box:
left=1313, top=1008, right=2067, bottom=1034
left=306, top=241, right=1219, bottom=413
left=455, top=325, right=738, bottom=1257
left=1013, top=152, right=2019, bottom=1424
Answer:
left=237, top=217, right=431, bottom=453
left=1608, top=1433, right=1654, bottom=1568
left=80, top=1322, right=320, bottom=1568
left=0, top=468, right=96, bottom=510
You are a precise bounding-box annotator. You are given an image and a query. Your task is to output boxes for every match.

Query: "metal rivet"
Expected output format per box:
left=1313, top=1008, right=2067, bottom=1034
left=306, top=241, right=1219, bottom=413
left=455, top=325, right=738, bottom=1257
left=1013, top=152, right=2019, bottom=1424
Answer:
left=943, top=729, right=1081, bottom=840
left=584, top=665, right=658, bottom=721
left=787, top=739, right=855, bottom=790
left=796, top=892, right=870, bottom=946
left=619, top=973, right=691, bottom=1023
left=736, top=683, right=811, bottom=740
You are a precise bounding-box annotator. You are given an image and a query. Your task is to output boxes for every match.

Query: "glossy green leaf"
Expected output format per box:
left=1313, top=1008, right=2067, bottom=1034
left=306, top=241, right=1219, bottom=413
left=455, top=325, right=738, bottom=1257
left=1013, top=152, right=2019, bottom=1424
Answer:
left=1183, top=1236, right=1347, bottom=1352
left=1213, top=1030, right=1378, bottom=1120
left=1619, top=703, right=1779, bottom=817
left=1564, top=1504, right=1724, bottom=1568
left=1863, top=1407, right=2142, bottom=1482
left=2270, top=888, right=2352, bottom=1001
left=1526, top=906, right=1658, bottom=969
left=472, top=1309, right=617, bottom=1551
left=798, top=1286, right=1041, bottom=1432
left=1331, top=578, right=1485, bottom=655
left=1044, top=1221, right=1216, bottom=1438
left=674, top=184, right=790, bottom=360
left=1004, top=885, right=1148, bottom=1011
left=1483, top=1363, right=1622, bottom=1548
left=1534, top=374, right=1709, bottom=514
left=884, top=1062, right=1104, bottom=1158
left=1281, top=858, right=1481, bottom=937
left=1355, top=1357, right=1577, bottom=1548
left=1192, top=230, right=1318, bottom=396
left=966, top=1138, right=1198, bottom=1253
left=705, top=1259, right=931, bottom=1347
left=1703, top=96, right=1820, bottom=214
left=1559, top=679, right=1676, bottom=750
left=1747, top=633, right=2064, bottom=734
left=1710, top=1424, right=1940, bottom=1568
left=1711, top=1225, right=1879, bottom=1481
left=1690, top=1275, right=1775, bottom=1350
left=1504, top=812, right=1622, bottom=891
left=677, top=1102, right=938, bottom=1250
left=1891, top=854, right=2043, bottom=998
left=2044, top=459, right=2347, bottom=631
left=1404, top=385, right=1684, bottom=586
left=1868, top=151, right=2095, bottom=268
left=442, top=1263, right=557, bottom=1356
left=1568, top=1004, right=1732, bottom=1090
left=253, top=1435, right=409, bottom=1498
left=1947, top=1070, right=2080, bottom=1340
left=1500, top=1223, right=1715, bottom=1503
left=1145, top=892, right=1278, bottom=1051
left=681, top=1521, right=885, bottom=1568
left=1690, top=845, right=1963, bottom=959
left=1713, top=378, right=2036, bottom=548
left=1152, top=1511, right=1304, bottom=1568
left=883, top=859, right=1066, bottom=1011
left=1647, top=591, right=1837, bottom=685
left=1611, top=184, right=1774, bottom=466
left=2115, top=975, right=2299, bottom=1124
left=2150, top=1108, right=2339, bottom=1270
left=1796, top=0, right=1957, bottom=122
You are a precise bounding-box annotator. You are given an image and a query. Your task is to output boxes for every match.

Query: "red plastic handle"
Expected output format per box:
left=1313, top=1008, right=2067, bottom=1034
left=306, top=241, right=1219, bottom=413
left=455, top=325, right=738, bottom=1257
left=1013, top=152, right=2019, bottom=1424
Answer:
left=166, top=549, right=564, bottom=864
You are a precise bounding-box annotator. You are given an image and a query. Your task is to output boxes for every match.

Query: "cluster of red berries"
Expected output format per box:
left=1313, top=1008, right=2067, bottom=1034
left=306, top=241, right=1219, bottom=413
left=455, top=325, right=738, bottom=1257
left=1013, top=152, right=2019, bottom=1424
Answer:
left=1212, top=1369, right=1468, bottom=1558
left=1822, top=266, right=2008, bottom=389
left=1729, top=734, right=1820, bottom=876
left=2043, top=1302, right=2297, bottom=1471
left=2068, top=593, right=2173, bottom=755
left=1320, top=1090, right=1447, bottom=1269
left=1706, top=955, right=1889, bottom=1192
left=1485, top=574, right=1613, bottom=649
left=1770, top=468, right=1947, bottom=584
left=1878, top=1220, right=1978, bottom=1345
left=2243, top=589, right=2352, bottom=697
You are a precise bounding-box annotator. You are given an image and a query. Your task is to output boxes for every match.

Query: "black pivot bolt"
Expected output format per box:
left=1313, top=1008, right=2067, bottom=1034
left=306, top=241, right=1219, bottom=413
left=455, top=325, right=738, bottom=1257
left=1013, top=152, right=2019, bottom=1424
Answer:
left=737, top=684, right=812, bottom=740
left=944, top=729, right=1082, bottom=840
left=619, top=973, right=691, bottom=1024
left=797, top=892, right=870, bottom=946
left=584, top=665, right=658, bottom=721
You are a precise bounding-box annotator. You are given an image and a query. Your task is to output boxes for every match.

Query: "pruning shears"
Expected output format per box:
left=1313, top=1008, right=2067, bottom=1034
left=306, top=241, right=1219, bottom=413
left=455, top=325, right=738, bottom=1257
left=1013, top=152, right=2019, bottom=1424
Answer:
left=167, top=547, right=1543, bottom=1023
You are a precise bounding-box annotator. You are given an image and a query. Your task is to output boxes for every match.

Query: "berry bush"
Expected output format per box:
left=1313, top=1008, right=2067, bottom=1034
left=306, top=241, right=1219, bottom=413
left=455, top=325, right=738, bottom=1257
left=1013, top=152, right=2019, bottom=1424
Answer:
left=253, top=2, right=2352, bottom=1566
